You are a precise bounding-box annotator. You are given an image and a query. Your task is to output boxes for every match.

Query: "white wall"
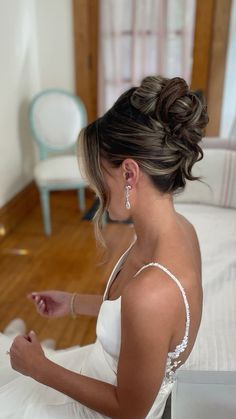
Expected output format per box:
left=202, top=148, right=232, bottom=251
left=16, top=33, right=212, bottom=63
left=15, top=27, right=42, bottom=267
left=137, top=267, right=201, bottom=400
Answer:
left=0, top=0, right=75, bottom=208
left=34, top=0, right=75, bottom=91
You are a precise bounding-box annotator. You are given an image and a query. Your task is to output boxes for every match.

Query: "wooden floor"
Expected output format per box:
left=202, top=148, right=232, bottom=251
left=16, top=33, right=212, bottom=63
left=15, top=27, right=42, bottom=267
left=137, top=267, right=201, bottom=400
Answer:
left=0, top=190, right=134, bottom=349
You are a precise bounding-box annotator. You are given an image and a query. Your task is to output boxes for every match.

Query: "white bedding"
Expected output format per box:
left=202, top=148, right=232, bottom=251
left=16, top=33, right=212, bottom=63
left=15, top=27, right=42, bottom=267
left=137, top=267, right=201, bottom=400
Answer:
left=174, top=203, right=236, bottom=372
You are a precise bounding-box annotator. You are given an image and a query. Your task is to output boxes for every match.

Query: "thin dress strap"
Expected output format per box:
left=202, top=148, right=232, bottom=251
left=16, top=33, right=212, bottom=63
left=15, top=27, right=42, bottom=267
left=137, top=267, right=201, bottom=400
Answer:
left=134, top=262, right=190, bottom=382
left=103, top=237, right=137, bottom=302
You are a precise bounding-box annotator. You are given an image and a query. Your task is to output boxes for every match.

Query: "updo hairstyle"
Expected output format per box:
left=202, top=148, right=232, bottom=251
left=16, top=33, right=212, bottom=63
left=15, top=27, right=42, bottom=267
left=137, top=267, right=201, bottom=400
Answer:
left=78, top=75, right=209, bottom=245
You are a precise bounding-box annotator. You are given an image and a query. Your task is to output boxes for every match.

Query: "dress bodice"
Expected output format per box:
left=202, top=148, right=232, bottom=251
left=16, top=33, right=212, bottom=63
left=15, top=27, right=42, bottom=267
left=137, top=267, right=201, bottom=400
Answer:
left=96, top=240, right=190, bottom=386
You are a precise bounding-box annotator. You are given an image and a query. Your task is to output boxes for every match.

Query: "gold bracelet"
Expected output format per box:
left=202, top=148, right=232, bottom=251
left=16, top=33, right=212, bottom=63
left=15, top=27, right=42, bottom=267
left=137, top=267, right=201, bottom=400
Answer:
left=70, top=293, right=77, bottom=319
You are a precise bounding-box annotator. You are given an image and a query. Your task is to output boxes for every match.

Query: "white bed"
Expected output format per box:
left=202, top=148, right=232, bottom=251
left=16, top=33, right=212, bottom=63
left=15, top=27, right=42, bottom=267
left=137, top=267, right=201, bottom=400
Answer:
left=171, top=141, right=236, bottom=419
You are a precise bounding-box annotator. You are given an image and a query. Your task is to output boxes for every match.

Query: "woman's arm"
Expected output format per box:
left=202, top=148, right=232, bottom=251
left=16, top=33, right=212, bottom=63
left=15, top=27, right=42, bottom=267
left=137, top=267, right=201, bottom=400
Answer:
left=31, top=273, right=175, bottom=418
left=28, top=291, right=104, bottom=318
left=34, top=275, right=174, bottom=419
left=10, top=332, right=121, bottom=418
left=36, top=359, right=120, bottom=418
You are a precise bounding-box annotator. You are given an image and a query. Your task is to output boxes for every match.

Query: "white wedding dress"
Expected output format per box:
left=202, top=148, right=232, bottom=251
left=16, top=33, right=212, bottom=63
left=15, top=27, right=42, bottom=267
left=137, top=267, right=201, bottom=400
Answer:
left=0, top=243, right=190, bottom=418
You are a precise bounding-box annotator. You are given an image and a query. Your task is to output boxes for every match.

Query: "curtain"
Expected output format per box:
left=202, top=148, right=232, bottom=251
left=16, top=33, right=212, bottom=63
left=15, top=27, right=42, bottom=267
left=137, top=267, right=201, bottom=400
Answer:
left=98, top=0, right=196, bottom=115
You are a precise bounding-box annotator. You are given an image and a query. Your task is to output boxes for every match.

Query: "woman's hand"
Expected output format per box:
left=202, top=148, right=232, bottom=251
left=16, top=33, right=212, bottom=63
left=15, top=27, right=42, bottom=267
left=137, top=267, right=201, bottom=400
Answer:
left=9, top=331, right=46, bottom=379
left=27, top=290, right=72, bottom=318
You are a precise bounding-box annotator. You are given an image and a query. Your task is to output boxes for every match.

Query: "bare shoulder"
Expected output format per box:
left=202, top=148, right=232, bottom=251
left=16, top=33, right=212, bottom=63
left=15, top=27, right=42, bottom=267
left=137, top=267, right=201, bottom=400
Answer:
left=121, top=267, right=181, bottom=330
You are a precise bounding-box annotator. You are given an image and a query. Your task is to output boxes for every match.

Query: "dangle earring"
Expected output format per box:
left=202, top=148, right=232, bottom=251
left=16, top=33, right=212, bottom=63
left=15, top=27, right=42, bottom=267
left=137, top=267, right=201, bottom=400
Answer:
left=125, top=185, right=132, bottom=210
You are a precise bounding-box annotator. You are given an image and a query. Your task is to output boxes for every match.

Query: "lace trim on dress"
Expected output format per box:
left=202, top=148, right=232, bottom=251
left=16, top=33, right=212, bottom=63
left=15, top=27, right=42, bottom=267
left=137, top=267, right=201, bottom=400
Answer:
left=133, top=262, right=190, bottom=384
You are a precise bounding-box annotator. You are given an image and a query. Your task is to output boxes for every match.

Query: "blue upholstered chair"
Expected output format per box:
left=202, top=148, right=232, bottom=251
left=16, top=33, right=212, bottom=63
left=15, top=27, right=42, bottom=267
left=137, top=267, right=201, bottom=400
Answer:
left=29, top=89, right=87, bottom=235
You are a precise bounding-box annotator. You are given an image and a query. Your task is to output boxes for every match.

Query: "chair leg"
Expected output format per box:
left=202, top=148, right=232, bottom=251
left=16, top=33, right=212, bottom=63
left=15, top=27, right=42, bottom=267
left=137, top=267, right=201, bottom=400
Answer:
left=77, top=188, right=85, bottom=211
left=40, top=188, right=51, bottom=235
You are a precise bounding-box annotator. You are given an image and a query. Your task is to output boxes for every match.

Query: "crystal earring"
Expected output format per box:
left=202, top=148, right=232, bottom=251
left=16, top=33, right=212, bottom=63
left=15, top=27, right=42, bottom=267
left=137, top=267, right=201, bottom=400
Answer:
left=125, top=185, right=132, bottom=209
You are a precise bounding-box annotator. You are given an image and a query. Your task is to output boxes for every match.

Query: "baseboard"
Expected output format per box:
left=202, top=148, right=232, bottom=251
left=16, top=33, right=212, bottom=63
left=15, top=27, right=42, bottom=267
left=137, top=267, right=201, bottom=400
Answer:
left=0, top=181, right=39, bottom=240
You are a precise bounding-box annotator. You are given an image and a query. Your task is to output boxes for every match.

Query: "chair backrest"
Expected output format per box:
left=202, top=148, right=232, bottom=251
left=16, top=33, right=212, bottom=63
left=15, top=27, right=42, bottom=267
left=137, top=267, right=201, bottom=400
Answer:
left=29, top=89, right=87, bottom=160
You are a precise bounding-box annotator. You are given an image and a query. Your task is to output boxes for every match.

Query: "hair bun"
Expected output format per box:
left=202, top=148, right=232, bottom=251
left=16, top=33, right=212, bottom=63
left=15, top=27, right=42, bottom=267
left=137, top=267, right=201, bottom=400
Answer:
left=130, top=75, right=208, bottom=141
left=130, top=75, right=166, bottom=117
left=155, top=77, right=189, bottom=124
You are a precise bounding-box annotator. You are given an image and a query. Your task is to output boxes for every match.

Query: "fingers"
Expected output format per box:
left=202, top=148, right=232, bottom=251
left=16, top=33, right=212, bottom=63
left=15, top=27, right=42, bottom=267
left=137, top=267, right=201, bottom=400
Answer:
left=28, top=330, right=38, bottom=343
left=37, top=298, right=46, bottom=314
left=27, top=292, right=45, bottom=300
left=29, top=294, right=48, bottom=316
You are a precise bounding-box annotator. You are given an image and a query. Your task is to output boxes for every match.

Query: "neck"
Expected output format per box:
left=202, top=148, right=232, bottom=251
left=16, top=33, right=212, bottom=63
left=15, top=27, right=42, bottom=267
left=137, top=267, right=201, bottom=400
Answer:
left=131, top=191, right=178, bottom=258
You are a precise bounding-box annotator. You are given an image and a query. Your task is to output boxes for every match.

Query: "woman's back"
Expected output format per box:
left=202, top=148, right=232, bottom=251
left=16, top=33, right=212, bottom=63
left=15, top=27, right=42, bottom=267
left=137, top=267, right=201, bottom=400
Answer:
left=92, top=213, right=202, bottom=417
left=106, top=213, right=203, bottom=368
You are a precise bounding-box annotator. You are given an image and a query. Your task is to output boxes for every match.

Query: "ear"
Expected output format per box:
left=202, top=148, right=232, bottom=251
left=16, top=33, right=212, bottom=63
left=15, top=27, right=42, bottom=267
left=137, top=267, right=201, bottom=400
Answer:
left=121, top=159, right=140, bottom=187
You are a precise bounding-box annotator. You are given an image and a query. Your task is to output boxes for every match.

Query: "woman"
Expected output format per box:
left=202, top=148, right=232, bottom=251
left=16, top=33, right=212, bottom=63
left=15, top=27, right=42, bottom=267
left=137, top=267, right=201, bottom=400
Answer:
left=0, top=76, right=208, bottom=418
